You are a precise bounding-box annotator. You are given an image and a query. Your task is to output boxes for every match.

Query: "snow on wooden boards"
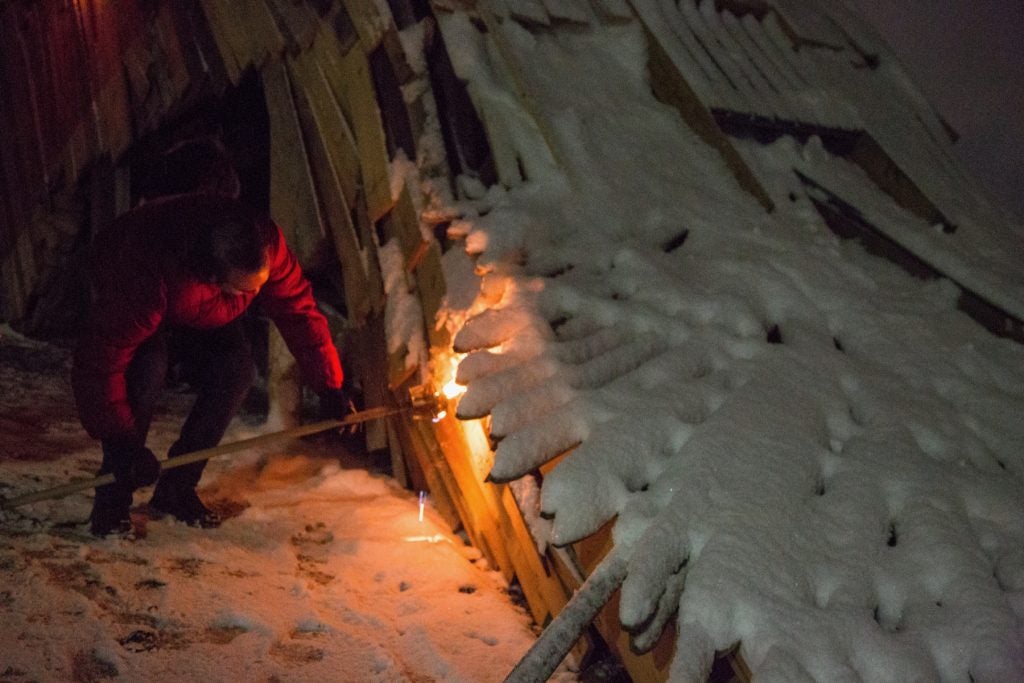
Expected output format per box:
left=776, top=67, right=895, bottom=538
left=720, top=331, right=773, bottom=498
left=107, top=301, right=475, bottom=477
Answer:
left=795, top=170, right=1024, bottom=346
left=629, top=0, right=874, bottom=130
left=639, top=18, right=774, bottom=211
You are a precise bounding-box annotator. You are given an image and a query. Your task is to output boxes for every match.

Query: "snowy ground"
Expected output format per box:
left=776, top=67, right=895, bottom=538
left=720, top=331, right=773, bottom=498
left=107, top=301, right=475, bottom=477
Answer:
left=0, top=326, right=541, bottom=682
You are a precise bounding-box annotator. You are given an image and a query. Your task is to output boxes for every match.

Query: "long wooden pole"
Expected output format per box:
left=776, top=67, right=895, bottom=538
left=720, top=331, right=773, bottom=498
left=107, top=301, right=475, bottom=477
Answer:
left=505, top=545, right=630, bottom=683
left=0, top=406, right=399, bottom=511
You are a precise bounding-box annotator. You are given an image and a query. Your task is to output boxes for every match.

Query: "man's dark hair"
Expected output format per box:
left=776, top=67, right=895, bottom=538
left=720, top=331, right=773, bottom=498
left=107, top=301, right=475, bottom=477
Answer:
left=183, top=197, right=275, bottom=282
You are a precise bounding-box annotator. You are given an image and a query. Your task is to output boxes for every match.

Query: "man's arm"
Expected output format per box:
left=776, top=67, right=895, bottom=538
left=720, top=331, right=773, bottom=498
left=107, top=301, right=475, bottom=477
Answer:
left=258, top=224, right=344, bottom=393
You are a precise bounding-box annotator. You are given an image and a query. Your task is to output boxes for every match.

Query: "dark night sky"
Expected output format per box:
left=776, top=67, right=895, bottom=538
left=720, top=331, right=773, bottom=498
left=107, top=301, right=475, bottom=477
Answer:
left=847, top=1, right=1024, bottom=222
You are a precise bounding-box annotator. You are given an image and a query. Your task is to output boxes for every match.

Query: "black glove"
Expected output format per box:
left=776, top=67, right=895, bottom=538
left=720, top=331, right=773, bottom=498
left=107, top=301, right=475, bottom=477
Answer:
left=109, top=444, right=162, bottom=490
left=317, top=387, right=350, bottom=421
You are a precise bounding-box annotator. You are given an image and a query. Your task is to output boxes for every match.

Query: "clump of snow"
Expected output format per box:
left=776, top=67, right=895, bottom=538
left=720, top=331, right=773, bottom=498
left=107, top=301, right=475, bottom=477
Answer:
left=435, top=11, right=1024, bottom=681
left=378, top=238, right=429, bottom=374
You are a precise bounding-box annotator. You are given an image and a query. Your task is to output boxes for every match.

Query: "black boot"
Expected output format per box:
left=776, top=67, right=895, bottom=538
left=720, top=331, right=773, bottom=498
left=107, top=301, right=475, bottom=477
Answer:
left=90, top=483, right=133, bottom=536
left=149, top=477, right=221, bottom=528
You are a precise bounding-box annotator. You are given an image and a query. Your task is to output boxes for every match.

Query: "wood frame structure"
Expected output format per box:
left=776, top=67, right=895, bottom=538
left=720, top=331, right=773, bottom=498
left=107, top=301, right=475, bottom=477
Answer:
left=2, top=1, right=1019, bottom=680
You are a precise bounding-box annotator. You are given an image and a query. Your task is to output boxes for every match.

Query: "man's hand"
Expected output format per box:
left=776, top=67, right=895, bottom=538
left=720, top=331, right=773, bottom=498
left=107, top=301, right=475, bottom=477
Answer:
left=317, top=387, right=351, bottom=421
left=109, top=445, right=161, bottom=490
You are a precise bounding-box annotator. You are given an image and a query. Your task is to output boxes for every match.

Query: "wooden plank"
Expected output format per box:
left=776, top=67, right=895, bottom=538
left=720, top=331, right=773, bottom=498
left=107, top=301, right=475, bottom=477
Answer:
left=738, top=13, right=806, bottom=98
left=352, top=190, right=387, bottom=318
left=264, top=0, right=320, bottom=52
left=286, top=50, right=372, bottom=324
left=499, top=486, right=573, bottom=624
left=637, top=17, right=774, bottom=211
left=479, top=0, right=511, bottom=21
left=379, top=23, right=416, bottom=85
left=596, top=588, right=675, bottom=682
left=94, top=78, right=133, bottom=161
left=382, top=183, right=450, bottom=349
left=262, top=60, right=327, bottom=268
left=340, top=0, right=390, bottom=50
left=386, top=418, right=410, bottom=489
left=169, top=0, right=229, bottom=93
left=311, top=28, right=395, bottom=222
left=285, top=42, right=361, bottom=202
left=413, top=242, right=450, bottom=350
left=542, top=0, right=592, bottom=24
left=506, top=0, right=550, bottom=25
left=211, top=0, right=278, bottom=70
left=153, top=4, right=193, bottom=111
left=199, top=0, right=244, bottom=85
left=589, top=0, right=633, bottom=22
left=431, top=413, right=516, bottom=580
left=242, top=0, right=287, bottom=66
left=720, top=9, right=797, bottom=120
left=676, top=0, right=760, bottom=114
left=414, top=417, right=495, bottom=555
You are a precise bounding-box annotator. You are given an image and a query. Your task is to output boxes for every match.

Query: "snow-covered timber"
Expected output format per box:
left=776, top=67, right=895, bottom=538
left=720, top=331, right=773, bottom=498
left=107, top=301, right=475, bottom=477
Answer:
left=2, top=0, right=1023, bottom=681
left=505, top=545, right=629, bottom=683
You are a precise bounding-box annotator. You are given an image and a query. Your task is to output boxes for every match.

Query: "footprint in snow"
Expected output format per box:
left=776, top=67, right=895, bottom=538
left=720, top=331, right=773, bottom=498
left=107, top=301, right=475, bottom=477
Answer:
left=292, top=522, right=336, bottom=585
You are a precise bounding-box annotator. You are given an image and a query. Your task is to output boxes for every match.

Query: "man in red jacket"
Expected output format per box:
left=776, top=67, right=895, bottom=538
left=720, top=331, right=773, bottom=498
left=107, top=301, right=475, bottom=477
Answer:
left=73, top=193, right=347, bottom=535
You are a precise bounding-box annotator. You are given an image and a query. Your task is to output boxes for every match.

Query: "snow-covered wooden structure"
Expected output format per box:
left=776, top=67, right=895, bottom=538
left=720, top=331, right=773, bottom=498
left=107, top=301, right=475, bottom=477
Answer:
left=3, top=1, right=1023, bottom=680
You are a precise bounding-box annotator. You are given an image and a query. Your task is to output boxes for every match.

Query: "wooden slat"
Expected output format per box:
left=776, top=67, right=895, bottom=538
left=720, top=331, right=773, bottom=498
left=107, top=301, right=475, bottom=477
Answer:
left=676, top=0, right=760, bottom=114
left=636, top=16, right=775, bottom=211
left=379, top=23, right=416, bottom=86
left=311, top=28, right=395, bottom=222
left=153, top=4, right=193, bottom=111
left=199, top=0, right=244, bottom=85
left=718, top=10, right=794, bottom=119
left=596, top=588, right=676, bottom=682
left=340, top=0, right=390, bottom=50
left=285, top=39, right=361, bottom=205
left=431, top=414, right=516, bottom=580
left=499, top=487, right=571, bottom=623
left=286, top=49, right=372, bottom=324
left=645, top=0, right=725, bottom=108
left=542, top=0, right=593, bottom=24
left=589, top=0, right=633, bottom=22
left=480, top=0, right=511, bottom=21
left=505, top=0, right=550, bottom=25
left=210, top=0, right=282, bottom=71
left=264, top=0, right=320, bottom=52
left=262, top=60, right=327, bottom=267
left=383, top=183, right=451, bottom=350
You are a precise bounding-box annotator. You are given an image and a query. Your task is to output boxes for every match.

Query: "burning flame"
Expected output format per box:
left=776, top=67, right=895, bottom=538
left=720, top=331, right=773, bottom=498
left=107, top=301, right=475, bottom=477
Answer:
left=441, top=354, right=467, bottom=399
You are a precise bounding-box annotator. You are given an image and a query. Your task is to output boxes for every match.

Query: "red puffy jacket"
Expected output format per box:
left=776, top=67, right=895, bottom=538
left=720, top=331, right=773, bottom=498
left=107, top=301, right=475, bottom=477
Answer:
left=73, top=195, right=343, bottom=441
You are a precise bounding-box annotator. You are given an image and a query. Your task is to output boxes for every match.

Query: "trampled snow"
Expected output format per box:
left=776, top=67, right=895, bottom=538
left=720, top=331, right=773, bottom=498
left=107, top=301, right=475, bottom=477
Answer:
left=0, top=327, right=539, bottom=682
left=434, top=8, right=1024, bottom=682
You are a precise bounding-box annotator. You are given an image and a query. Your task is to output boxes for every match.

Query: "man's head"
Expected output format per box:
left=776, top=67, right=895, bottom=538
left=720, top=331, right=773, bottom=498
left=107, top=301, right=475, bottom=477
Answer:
left=220, top=260, right=271, bottom=296
left=184, top=198, right=275, bottom=293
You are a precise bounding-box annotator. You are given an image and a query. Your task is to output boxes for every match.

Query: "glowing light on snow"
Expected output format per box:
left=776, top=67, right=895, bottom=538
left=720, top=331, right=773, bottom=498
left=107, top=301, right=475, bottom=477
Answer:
left=418, top=490, right=426, bottom=522
left=402, top=534, right=453, bottom=545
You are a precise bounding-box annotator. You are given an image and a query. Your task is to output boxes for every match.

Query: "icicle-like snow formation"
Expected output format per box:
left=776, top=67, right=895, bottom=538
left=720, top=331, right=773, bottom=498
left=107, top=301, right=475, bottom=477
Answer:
left=436, top=8, right=1024, bottom=681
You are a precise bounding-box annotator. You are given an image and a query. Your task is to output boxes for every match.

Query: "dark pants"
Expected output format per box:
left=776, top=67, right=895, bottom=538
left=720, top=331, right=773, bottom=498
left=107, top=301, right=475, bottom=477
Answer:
left=99, top=319, right=255, bottom=494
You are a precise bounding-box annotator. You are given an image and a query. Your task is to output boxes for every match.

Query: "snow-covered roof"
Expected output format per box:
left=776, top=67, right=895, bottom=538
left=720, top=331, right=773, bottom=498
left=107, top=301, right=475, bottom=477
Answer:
left=428, top=2, right=1024, bottom=679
